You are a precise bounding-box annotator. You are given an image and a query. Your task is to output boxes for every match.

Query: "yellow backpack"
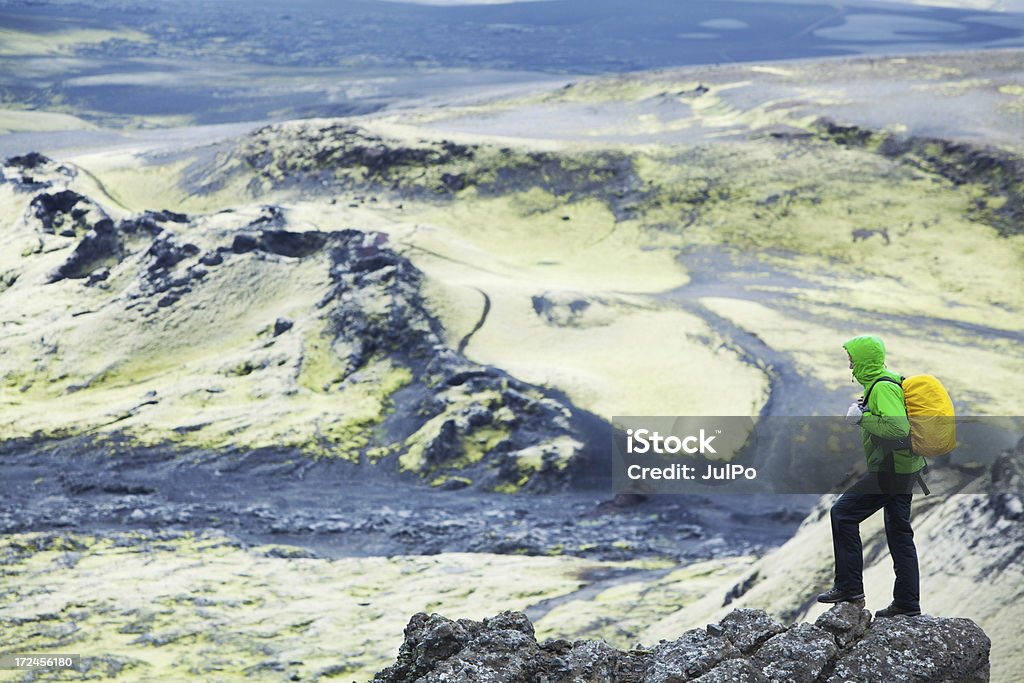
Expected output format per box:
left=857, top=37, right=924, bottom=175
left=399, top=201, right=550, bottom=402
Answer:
left=868, top=375, right=957, bottom=457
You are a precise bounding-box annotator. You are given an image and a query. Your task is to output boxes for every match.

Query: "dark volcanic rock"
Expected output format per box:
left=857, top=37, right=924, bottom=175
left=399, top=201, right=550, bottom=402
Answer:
left=229, top=229, right=326, bottom=258
left=374, top=610, right=647, bottom=683
left=647, top=629, right=740, bottom=681
left=373, top=606, right=991, bottom=683
left=691, top=659, right=767, bottom=683
left=233, top=124, right=475, bottom=196
left=2, top=152, right=75, bottom=188
left=421, top=419, right=461, bottom=468
left=250, top=204, right=285, bottom=227
left=718, top=608, right=786, bottom=655
left=143, top=234, right=200, bottom=280
left=258, top=229, right=328, bottom=257
left=752, top=623, right=837, bottom=683
left=145, top=208, right=189, bottom=224
left=273, top=317, right=293, bottom=336
left=120, top=209, right=187, bottom=237
left=199, top=251, right=224, bottom=266
left=231, top=233, right=259, bottom=253
left=6, top=151, right=50, bottom=170
left=28, top=190, right=125, bottom=283
left=321, top=229, right=433, bottom=373
left=827, top=615, right=990, bottom=683
left=313, top=229, right=588, bottom=491
left=217, top=123, right=648, bottom=219
left=49, top=217, right=122, bottom=282
left=813, top=602, right=870, bottom=649
left=532, top=293, right=596, bottom=327
left=30, top=192, right=194, bottom=284
left=29, top=190, right=102, bottom=235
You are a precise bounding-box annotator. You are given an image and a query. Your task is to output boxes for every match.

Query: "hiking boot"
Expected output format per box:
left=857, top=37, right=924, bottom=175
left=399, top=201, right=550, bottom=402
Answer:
left=816, top=587, right=865, bottom=604
left=875, top=602, right=921, bottom=618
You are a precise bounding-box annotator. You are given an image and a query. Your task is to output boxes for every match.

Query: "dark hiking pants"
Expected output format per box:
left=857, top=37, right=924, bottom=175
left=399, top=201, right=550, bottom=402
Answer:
left=830, top=472, right=920, bottom=610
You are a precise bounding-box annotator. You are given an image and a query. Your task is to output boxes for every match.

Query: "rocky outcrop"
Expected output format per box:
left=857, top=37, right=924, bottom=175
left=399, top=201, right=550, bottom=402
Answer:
left=1, top=152, right=75, bottom=189
left=374, top=611, right=646, bottom=683
left=532, top=292, right=594, bottom=327
left=21, top=189, right=122, bottom=283
left=17, top=188, right=195, bottom=284
left=28, top=189, right=108, bottom=237
left=227, top=123, right=474, bottom=196
left=49, top=215, right=121, bottom=283
left=196, top=122, right=647, bottom=219
left=828, top=614, right=990, bottom=683
left=310, top=228, right=592, bottom=491
left=373, top=604, right=990, bottom=683
left=811, top=118, right=1024, bottom=237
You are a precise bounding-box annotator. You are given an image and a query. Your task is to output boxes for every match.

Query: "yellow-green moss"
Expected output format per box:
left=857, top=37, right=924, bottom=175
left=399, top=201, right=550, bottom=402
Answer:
left=457, top=425, right=510, bottom=467
left=2, top=532, right=719, bottom=682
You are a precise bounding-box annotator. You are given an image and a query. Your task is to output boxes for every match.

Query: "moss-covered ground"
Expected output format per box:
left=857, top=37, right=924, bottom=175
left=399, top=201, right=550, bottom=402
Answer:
left=0, top=531, right=729, bottom=682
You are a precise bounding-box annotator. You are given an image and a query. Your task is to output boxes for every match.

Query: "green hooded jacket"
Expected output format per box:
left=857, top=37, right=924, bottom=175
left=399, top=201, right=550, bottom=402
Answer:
left=843, top=335, right=925, bottom=474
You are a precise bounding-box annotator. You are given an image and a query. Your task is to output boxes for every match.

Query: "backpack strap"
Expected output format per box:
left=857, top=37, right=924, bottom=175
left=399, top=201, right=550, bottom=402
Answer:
left=861, top=375, right=904, bottom=407
left=862, top=375, right=930, bottom=495
left=864, top=374, right=913, bottom=465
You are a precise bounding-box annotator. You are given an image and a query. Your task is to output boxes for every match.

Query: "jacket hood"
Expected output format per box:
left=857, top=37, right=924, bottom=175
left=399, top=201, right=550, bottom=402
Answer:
left=843, top=335, right=887, bottom=387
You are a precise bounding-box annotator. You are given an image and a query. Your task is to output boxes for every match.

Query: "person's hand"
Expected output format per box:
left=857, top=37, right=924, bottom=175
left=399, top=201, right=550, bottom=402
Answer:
left=845, top=401, right=864, bottom=425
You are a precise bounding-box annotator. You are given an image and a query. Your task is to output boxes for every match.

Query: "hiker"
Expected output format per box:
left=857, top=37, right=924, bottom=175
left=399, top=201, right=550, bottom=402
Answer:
left=817, top=335, right=926, bottom=618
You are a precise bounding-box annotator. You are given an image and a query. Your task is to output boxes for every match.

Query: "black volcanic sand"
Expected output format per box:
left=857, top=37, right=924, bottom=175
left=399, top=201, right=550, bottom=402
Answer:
left=0, top=438, right=813, bottom=563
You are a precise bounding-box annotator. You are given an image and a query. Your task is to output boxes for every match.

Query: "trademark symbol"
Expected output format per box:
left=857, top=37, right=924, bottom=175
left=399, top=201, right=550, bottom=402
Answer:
left=716, top=430, right=722, bottom=434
